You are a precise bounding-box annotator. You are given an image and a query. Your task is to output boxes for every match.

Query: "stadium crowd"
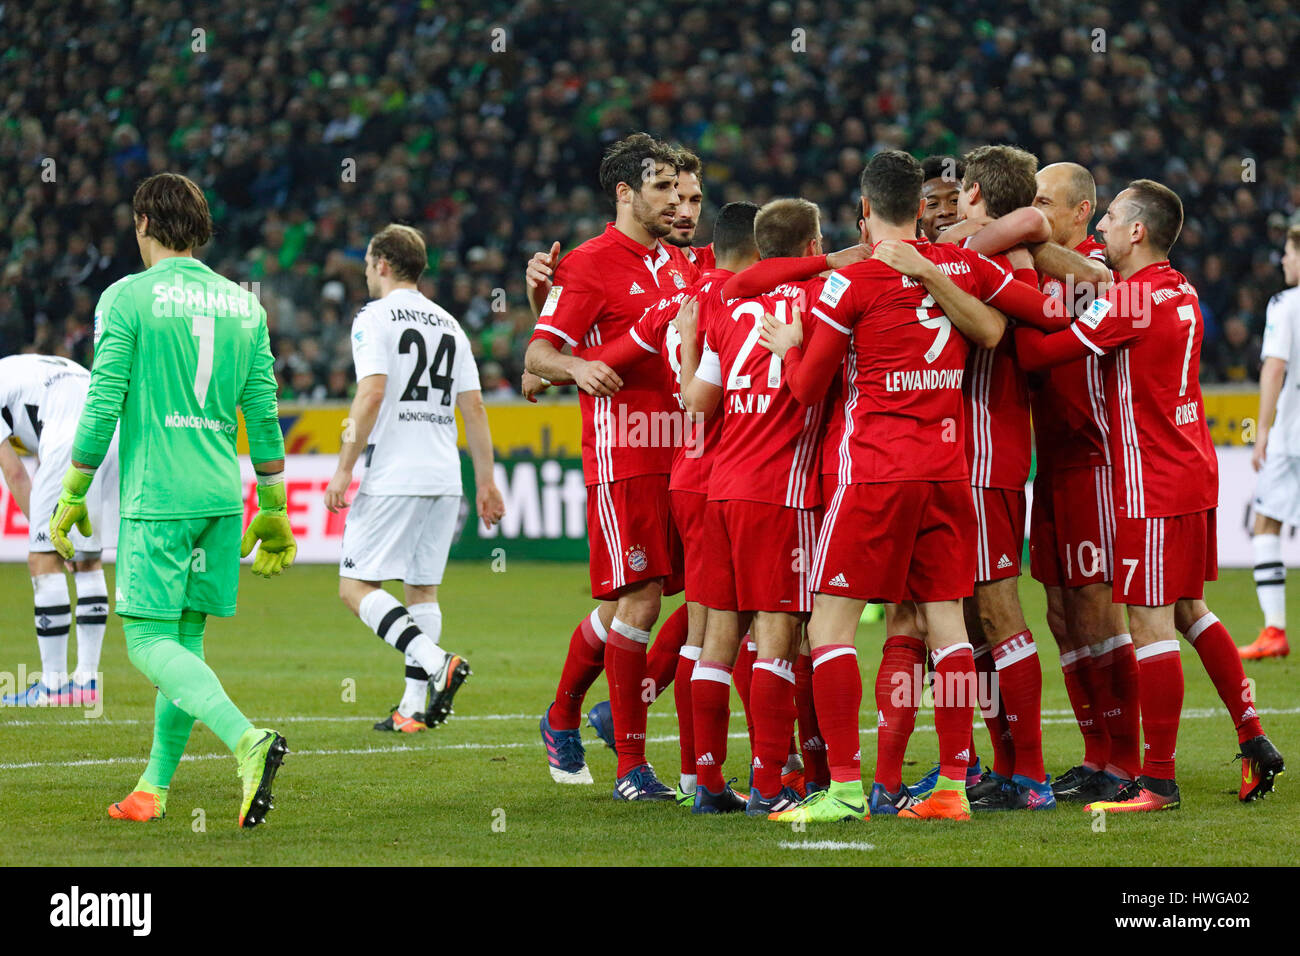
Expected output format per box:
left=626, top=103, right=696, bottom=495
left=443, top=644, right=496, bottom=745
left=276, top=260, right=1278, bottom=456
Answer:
left=1, top=0, right=1297, bottom=398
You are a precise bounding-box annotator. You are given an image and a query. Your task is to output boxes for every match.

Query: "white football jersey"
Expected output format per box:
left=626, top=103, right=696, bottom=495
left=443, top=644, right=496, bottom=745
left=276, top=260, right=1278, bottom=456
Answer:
left=1262, top=285, right=1300, bottom=458
left=0, top=354, right=92, bottom=455
left=350, top=288, right=480, bottom=495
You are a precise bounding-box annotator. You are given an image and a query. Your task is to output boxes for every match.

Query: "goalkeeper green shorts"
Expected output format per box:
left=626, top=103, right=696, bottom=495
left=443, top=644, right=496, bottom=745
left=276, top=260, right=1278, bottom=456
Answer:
left=114, top=514, right=243, bottom=619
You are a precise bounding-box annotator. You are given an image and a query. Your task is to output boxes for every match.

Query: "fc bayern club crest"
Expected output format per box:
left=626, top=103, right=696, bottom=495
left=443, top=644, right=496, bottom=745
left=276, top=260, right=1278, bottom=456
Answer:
left=626, top=545, right=648, bottom=572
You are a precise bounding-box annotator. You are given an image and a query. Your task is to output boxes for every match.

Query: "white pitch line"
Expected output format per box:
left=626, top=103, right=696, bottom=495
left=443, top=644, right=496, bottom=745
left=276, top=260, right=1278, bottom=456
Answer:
left=779, top=841, right=875, bottom=851
left=4, top=706, right=1297, bottom=772
left=5, top=705, right=1296, bottom=730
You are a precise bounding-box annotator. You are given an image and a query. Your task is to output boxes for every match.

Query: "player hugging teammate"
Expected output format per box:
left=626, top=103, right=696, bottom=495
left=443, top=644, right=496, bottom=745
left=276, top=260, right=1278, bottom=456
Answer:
left=528, top=133, right=1285, bottom=819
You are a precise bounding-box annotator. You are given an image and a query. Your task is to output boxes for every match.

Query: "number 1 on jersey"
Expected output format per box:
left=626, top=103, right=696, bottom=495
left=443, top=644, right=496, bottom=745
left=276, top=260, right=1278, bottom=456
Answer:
left=191, top=313, right=215, bottom=407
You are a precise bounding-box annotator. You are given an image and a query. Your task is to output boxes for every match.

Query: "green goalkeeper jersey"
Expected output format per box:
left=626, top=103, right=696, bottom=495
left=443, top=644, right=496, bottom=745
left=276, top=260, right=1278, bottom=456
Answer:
left=72, top=256, right=285, bottom=520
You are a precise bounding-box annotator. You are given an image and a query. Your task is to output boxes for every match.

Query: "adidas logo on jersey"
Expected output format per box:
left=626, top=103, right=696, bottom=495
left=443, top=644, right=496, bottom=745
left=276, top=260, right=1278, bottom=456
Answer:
left=628, top=281, right=645, bottom=295
left=877, top=710, right=887, bottom=727
left=996, top=553, right=1013, bottom=570
left=697, top=752, right=716, bottom=766
left=752, top=756, right=764, bottom=768
left=828, top=572, right=849, bottom=587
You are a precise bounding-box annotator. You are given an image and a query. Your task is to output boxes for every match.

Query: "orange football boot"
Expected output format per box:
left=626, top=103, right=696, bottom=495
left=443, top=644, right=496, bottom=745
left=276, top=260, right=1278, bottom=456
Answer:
left=898, top=785, right=971, bottom=821
left=108, top=789, right=165, bottom=822
left=1084, top=777, right=1180, bottom=813
left=1239, top=626, right=1289, bottom=660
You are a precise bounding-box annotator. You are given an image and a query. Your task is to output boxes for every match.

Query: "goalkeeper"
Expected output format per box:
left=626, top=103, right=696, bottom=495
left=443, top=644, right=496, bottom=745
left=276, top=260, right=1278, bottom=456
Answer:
left=52, top=172, right=296, bottom=829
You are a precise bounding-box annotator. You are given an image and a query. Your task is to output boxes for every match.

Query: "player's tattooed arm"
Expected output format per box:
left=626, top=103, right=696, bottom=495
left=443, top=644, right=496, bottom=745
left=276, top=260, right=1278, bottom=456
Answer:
left=963, top=207, right=1051, bottom=256
left=0, top=441, right=31, bottom=518
left=525, top=339, right=622, bottom=398
left=456, top=389, right=506, bottom=527
left=326, top=373, right=386, bottom=513
left=1028, top=243, right=1111, bottom=294
left=1253, top=356, right=1288, bottom=472
left=872, top=240, right=1006, bottom=348
left=525, top=242, right=562, bottom=318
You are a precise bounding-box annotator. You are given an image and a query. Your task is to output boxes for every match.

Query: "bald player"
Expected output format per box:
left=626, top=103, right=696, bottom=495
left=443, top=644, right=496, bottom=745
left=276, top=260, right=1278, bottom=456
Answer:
left=1026, top=163, right=1140, bottom=801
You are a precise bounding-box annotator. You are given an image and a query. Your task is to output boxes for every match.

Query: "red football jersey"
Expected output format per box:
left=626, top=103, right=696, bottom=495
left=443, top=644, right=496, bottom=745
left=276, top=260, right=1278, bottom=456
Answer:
left=628, top=270, right=730, bottom=495
left=1032, top=236, right=1114, bottom=473
left=685, top=244, right=715, bottom=273
left=700, top=278, right=826, bottom=508
left=1071, top=260, right=1218, bottom=518
left=809, top=239, right=1015, bottom=484
left=963, top=248, right=1031, bottom=490
left=530, top=223, right=693, bottom=485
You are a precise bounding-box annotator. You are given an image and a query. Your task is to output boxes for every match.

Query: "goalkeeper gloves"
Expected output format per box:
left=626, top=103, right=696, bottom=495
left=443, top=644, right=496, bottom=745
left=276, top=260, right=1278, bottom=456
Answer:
left=240, top=475, right=297, bottom=577
left=50, top=465, right=94, bottom=560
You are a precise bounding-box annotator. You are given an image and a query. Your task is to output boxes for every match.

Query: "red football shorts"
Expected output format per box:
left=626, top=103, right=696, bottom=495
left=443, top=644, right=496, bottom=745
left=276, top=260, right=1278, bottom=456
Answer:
left=1028, top=472, right=1060, bottom=588
left=696, top=499, right=819, bottom=613
left=813, top=480, right=976, bottom=603
left=670, top=489, right=708, bottom=603
left=1113, top=509, right=1218, bottom=607
left=973, top=486, right=1026, bottom=583
left=586, top=474, right=673, bottom=601
left=1031, top=466, right=1116, bottom=589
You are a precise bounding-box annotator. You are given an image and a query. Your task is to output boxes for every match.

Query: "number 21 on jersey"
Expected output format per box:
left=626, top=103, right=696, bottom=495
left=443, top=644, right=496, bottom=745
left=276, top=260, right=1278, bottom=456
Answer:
left=726, top=300, right=788, bottom=390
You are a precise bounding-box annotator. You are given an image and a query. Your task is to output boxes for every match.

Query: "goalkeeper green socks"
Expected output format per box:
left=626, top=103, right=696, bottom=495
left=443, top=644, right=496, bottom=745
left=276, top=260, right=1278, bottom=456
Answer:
left=123, top=616, right=253, bottom=754
left=139, top=611, right=205, bottom=790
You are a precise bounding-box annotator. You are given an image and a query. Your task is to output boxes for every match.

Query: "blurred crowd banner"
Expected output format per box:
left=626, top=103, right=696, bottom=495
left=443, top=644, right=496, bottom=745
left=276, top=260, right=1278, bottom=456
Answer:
left=237, top=400, right=585, bottom=458
left=1, top=393, right=1290, bottom=566
left=241, top=392, right=1261, bottom=455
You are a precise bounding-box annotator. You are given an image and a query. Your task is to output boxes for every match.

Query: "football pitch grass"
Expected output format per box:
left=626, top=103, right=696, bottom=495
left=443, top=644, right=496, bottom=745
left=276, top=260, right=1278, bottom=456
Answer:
left=0, top=561, right=1295, bottom=867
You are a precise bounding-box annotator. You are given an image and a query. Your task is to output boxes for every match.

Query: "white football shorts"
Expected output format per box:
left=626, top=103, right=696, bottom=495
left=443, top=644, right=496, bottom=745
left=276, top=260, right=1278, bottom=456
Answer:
left=28, top=433, right=120, bottom=555
left=339, top=492, right=463, bottom=585
left=1254, top=453, right=1300, bottom=527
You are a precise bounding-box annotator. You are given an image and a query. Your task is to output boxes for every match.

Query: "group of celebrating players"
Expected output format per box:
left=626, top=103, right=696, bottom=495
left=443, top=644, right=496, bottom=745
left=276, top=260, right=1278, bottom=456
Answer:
left=524, top=132, right=1286, bottom=822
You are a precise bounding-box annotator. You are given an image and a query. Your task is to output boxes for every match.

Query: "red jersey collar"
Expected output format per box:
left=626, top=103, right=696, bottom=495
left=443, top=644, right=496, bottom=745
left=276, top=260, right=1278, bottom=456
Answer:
left=1123, top=259, right=1173, bottom=283
left=603, top=221, right=671, bottom=266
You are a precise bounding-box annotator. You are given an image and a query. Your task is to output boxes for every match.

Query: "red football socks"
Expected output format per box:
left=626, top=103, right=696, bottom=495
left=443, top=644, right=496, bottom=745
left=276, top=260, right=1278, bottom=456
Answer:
left=734, top=636, right=757, bottom=752
left=1060, top=646, right=1110, bottom=771
left=811, top=643, right=862, bottom=785
left=1093, top=635, right=1141, bottom=780
left=605, top=618, right=651, bottom=777
left=974, top=643, right=1015, bottom=778
left=1135, top=639, right=1184, bottom=781
left=551, top=608, right=607, bottom=730
left=992, top=630, right=1045, bottom=783
left=874, top=634, right=924, bottom=791
left=794, top=652, right=829, bottom=787
left=932, top=642, right=977, bottom=783
left=645, top=604, right=689, bottom=700
left=750, top=659, right=798, bottom=797
left=1186, top=613, right=1264, bottom=743
left=675, top=646, right=701, bottom=777
left=691, top=660, right=733, bottom=793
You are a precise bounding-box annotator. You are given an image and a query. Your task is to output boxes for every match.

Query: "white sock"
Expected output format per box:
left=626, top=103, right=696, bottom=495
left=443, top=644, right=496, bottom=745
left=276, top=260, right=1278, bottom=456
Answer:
left=32, top=574, right=70, bottom=690
left=72, top=569, right=108, bottom=684
left=400, top=654, right=428, bottom=717
left=358, top=589, right=447, bottom=676
left=408, top=602, right=442, bottom=645
left=1253, top=533, right=1286, bottom=630
left=679, top=773, right=697, bottom=794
